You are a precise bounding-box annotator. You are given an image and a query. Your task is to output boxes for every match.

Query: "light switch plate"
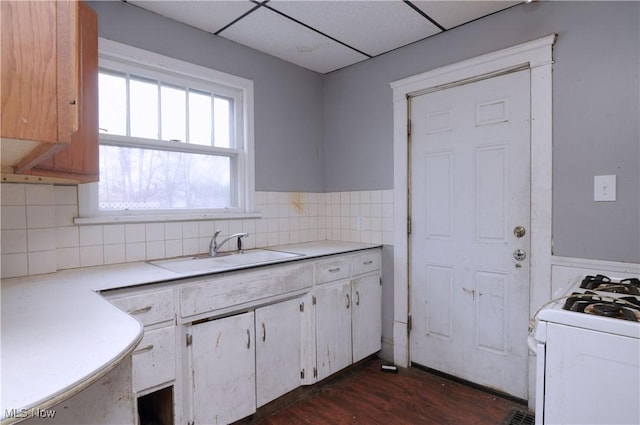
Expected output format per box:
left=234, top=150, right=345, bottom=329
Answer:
left=594, top=175, right=616, bottom=201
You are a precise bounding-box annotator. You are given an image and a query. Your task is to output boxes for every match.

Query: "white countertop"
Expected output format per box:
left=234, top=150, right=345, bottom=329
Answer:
left=0, top=241, right=379, bottom=423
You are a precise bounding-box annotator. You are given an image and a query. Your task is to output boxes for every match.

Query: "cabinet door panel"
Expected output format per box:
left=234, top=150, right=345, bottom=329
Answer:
left=255, top=298, right=302, bottom=407
left=132, top=326, right=175, bottom=393
left=352, top=274, right=382, bottom=362
left=191, top=312, right=255, bottom=425
left=315, top=280, right=352, bottom=381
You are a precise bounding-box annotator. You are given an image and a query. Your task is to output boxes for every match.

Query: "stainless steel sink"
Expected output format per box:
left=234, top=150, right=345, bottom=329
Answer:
left=149, top=249, right=303, bottom=274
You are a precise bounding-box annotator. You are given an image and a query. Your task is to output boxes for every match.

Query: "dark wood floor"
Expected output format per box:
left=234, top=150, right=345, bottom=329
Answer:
left=248, top=358, right=529, bottom=425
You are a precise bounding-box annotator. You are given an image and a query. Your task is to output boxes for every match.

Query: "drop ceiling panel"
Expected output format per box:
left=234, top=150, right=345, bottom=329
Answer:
left=127, top=0, right=257, bottom=34
left=269, top=0, right=442, bottom=57
left=412, top=1, right=519, bottom=30
left=220, top=6, right=369, bottom=74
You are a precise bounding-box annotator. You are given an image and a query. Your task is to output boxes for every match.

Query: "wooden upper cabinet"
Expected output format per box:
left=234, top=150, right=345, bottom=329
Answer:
left=1, top=0, right=99, bottom=183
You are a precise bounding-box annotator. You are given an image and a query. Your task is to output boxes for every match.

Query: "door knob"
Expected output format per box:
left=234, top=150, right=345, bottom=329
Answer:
left=513, top=226, right=526, bottom=238
left=513, top=249, right=526, bottom=261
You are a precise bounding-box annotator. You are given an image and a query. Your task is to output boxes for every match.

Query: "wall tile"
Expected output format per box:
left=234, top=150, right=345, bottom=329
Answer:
left=28, top=228, right=56, bottom=251
left=28, top=250, right=56, bottom=274
left=1, top=184, right=25, bottom=205
left=125, top=224, right=145, bottom=243
left=104, top=224, right=126, bottom=245
left=80, top=245, right=104, bottom=267
left=79, top=225, right=103, bottom=247
left=2, top=206, right=27, bottom=229
left=125, top=242, right=145, bottom=262
left=26, top=205, right=55, bottom=228
left=145, top=223, right=165, bottom=242
left=104, top=244, right=126, bottom=265
left=1, top=253, right=28, bottom=278
left=54, top=186, right=77, bottom=205
left=55, top=205, right=77, bottom=227
left=2, top=229, right=27, bottom=254
left=26, top=184, right=54, bottom=205
left=57, top=247, right=80, bottom=270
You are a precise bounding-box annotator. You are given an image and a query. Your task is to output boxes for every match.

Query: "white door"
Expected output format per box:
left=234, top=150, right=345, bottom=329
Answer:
left=190, top=312, right=256, bottom=424
left=255, top=298, right=302, bottom=407
left=409, top=70, right=531, bottom=399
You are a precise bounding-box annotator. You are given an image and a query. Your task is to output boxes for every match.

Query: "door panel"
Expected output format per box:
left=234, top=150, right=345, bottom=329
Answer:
left=410, top=69, right=531, bottom=399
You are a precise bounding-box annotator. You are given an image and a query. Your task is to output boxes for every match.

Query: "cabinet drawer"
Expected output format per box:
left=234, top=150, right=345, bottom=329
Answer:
left=180, top=263, right=313, bottom=318
left=315, top=257, right=350, bottom=284
left=351, top=251, right=381, bottom=276
left=132, top=326, right=176, bottom=393
left=110, top=289, right=175, bottom=326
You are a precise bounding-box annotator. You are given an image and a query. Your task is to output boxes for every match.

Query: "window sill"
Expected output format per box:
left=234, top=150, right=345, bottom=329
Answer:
left=74, top=211, right=262, bottom=225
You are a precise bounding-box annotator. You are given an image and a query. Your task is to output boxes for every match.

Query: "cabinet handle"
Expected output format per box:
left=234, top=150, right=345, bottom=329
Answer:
left=133, top=344, right=154, bottom=355
left=128, top=305, right=152, bottom=315
left=246, top=329, right=251, bottom=349
left=363, top=260, right=373, bottom=265
left=262, top=323, right=266, bottom=342
left=328, top=267, right=341, bottom=273
left=356, top=291, right=360, bottom=306
left=346, top=293, right=350, bottom=309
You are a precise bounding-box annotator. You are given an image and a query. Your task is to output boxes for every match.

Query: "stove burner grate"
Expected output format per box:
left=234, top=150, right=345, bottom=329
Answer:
left=563, top=292, right=640, bottom=322
left=580, top=275, right=640, bottom=295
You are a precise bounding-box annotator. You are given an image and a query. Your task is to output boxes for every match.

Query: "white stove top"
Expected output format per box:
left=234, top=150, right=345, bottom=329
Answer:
left=536, top=274, right=640, bottom=339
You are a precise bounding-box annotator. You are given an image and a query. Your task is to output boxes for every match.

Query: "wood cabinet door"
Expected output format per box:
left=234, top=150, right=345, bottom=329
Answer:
left=255, top=298, right=302, bottom=407
left=315, top=280, right=352, bottom=381
left=190, top=312, right=256, bottom=425
left=31, top=0, right=99, bottom=181
left=1, top=1, right=59, bottom=144
left=352, top=274, right=382, bottom=362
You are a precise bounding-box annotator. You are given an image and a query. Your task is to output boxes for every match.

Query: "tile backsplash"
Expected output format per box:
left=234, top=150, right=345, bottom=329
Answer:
left=1, top=183, right=394, bottom=278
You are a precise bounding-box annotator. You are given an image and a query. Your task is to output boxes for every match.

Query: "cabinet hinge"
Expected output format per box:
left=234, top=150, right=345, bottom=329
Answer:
left=186, top=333, right=192, bottom=347
left=300, top=369, right=305, bottom=379
left=312, top=295, right=317, bottom=305
left=407, top=315, right=412, bottom=333
left=300, top=302, right=304, bottom=312
left=313, top=367, right=318, bottom=378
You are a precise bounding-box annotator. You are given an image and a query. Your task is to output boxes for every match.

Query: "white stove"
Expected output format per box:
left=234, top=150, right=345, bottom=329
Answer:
left=532, top=274, right=640, bottom=425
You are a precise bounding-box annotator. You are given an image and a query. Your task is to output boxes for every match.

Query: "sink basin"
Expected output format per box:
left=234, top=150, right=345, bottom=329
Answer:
left=149, top=249, right=303, bottom=274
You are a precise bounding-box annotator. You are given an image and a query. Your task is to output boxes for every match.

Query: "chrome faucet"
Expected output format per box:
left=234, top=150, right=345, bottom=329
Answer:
left=209, top=230, right=249, bottom=256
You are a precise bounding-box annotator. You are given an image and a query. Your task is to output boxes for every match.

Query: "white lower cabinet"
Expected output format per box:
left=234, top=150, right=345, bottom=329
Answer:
left=105, top=246, right=381, bottom=425
left=315, top=273, right=382, bottom=381
left=190, top=311, right=256, bottom=425
left=315, top=280, right=353, bottom=380
left=351, top=274, right=382, bottom=363
left=132, top=326, right=176, bottom=393
left=255, top=298, right=304, bottom=407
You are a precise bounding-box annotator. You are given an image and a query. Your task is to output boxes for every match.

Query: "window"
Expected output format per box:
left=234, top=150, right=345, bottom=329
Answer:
left=79, top=39, right=255, bottom=222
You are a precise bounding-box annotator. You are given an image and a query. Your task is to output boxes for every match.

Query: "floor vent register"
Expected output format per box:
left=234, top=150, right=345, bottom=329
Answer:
left=501, top=407, right=535, bottom=425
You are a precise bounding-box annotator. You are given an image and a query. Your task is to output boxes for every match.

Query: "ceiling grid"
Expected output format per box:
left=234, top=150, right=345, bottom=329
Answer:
left=126, top=0, right=521, bottom=74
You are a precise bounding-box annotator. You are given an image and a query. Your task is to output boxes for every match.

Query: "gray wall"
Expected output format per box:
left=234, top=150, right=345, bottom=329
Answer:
left=89, top=1, right=325, bottom=193
left=323, top=1, right=640, bottom=263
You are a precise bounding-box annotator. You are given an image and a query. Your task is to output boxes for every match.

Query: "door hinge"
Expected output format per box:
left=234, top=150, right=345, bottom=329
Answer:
left=300, top=302, right=304, bottom=312
left=407, top=217, right=412, bottom=235
left=300, top=369, right=305, bottom=379
left=407, top=315, right=412, bottom=333
left=313, top=367, right=318, bottom=378
left=186, top=333, right=192, bottom=347
left=312, top=295, right=317, bottom=305
left=379, top=276, right=382, bottom=286
left=407, top=119, right=412, bottom=137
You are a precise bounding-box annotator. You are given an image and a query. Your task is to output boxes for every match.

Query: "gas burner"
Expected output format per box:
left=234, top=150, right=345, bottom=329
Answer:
left=563, top=291, right=640, bottom=322
left=580, top=275, right=640, bottom=295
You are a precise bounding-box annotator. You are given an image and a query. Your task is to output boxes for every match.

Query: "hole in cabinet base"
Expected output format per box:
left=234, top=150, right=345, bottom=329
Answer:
left=137, top=386, right=174, bottom=425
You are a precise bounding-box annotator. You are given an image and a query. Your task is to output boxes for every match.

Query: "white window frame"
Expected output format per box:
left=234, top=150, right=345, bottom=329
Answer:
left=77, top=38, right=257, bottom=224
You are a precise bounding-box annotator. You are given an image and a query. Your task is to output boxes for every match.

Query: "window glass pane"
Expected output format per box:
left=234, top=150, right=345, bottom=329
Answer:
left=161, top=84, right=186, bottom=142
left=99, top=145, right=232, bottom=209
left=189, top=90, right=212, bottom=146
left=98, top=72, right=126, bottom=135
left=130, top=77, right=158, bottom=139
left=214, top=96, right=232, bottom=148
